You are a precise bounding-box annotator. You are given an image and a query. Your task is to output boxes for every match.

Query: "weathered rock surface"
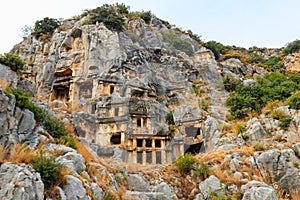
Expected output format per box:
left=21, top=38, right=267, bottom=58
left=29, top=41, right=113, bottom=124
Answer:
left=255, top=149, right=300, bottom=194
left=199, top=175, right=225, bottom=199
left=245, top=117, right=267, bottom=142
left=56, top=152, right=86, bottom=175
left=127, top=173, right=151, bottom=192
left=241, top=181, right=279, bottom=200
left=0, top=163, right=44, bottom=200
left=63, top=175, right=90, bottom=200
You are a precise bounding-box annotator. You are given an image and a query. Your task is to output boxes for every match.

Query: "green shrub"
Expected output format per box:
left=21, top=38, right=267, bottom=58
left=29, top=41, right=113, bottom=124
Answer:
left=128, top=10, right=153, bottom=24
left=165, top=112, right=174, bottom=125
left=174, top=153, right=195, bottom=173
left=283, top=39, right=300, bottom=55
left=6, top=88, right=76, bottom=148
left=226, top=72, right=300, bottom=119
left=279, top=115, right=292, bottom=129
left=33, top=17, right=60, bottom=39
left=247, top=52, right=265, bottom=64
left=263, top=56, right=284, bottom=71
left=31, top=155, right=60, bottom=189
left=116, top=3, right=130, bottom=15
left=0, top=53, right=26, bottom=73
left=204, top=41, right=227, bottom=60
left=223, top=77, right=239, bottom=92
left=195, top=163, right=210, bottom=180
left=287, top=91, right=300, bottom=109
left=44, top=115, right=68, bottom=139
left=57, top=135, right=77, bottom=149
left=86, top=4, right=124, bottom=32
left=269, top=109, right=286, bottom=120
left=235, top=124, right=246, bottom=135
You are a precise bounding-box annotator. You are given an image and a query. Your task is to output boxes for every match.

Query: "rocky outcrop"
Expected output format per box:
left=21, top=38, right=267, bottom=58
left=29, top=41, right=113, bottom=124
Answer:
left=0, top=163, right=44, bottom=200
left=241, top=181, right=279, bottom=200
left=255, top=149, right=300, bottom=194
left=245, top=117, right=267, bottom=142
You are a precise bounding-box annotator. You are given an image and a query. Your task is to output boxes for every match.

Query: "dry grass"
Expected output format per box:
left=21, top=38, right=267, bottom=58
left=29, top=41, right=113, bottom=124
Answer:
left=212, top=165, right=227, bottom=182
left=9, top=143, right=37, bottom=163
left=75, top=140, right=96, bottom=163
left=261, top=100, right=285, bottom=114
left=0, top=79, right=9, bottom=90
left=196, top=146, right=254, bottom=164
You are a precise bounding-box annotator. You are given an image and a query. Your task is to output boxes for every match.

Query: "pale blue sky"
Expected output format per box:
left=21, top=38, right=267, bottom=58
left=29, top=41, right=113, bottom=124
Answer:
left=1, top=0, right=300, bottom=54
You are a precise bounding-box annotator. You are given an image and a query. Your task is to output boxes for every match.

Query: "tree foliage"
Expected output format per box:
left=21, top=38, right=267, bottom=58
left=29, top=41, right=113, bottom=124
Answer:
left=283, top=39, right=300, bottom=55
left=204, top=41, right=226, bottom=60
left=226, top=72, right=300, bottom=119
left=33, top=17, right=60, bottom=39
left=0, top=53, right=26, bottom=73
left=86, top=4, right=125, bottom=32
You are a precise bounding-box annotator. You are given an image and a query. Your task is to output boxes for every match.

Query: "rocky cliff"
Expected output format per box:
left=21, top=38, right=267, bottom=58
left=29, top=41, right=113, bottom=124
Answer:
left=0, top=4, right=300, bottom=200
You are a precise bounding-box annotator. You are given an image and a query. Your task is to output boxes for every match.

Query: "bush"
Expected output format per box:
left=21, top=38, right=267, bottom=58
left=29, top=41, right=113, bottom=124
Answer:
left=223, top=77, right=239, bottom=92
left=283, top=39, right=300, bottom=55
left=174, top=153, right=195, bottom=173
left=31, top=155, right=60, bottom=189
left=279, top=115, right=292, bottom=129
left=287, top=91, right=300, bottom=109
left=165, top=112, right=174, bottom=125
left=263, top=56, right=284, bottom=71
left=33, top=17, right=60, bottom=39
left=204, top=41, right=227, bottom=60
left=86, top=4, right=125, bottom=32
left=195, top=163, right=210, bottom=180
left=0, top=53, right=26, bottom=73
left=116, top=3, right=130, bottom=15
left=226, top=72, right=300, bottom=119
left=128, top=10, right=153, bottom=24
left=269, top=109, right=286, bottom=120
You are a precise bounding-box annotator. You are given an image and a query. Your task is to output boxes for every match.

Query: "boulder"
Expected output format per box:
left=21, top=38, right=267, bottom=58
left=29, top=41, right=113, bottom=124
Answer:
left=18, top=109, right=35, bottom=134
left=154, top=182, right=175, bottom=199
left=245, top=117, right=267, bottom=142
left=202, top=116, right=221, bottom=151
left=63, top=175, right=90, bottom=200
left=199, top=175, right=225, bottom=199
left=56, top=152, right=86, bottom=175
left=241, top=181, right=279, bottom=200
left=127, top=173, right=151, bottom=192
left=255, top=149, right=300, bottom=194
left=0, top=163, right=44, bottom=200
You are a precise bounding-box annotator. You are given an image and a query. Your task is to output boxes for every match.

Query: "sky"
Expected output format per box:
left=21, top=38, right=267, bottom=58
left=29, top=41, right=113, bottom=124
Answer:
left=1, top=0, right=300, bottom=54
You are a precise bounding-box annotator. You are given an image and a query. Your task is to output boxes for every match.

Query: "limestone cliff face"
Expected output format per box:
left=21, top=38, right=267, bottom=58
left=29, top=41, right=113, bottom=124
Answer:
left=14, top=17, right=222, bottom=164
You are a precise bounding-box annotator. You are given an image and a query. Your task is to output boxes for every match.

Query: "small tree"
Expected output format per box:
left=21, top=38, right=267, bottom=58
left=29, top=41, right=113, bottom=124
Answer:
left=174, top=153, right=195, bottom=173
left=0, top=53, right=26, bottom=73
left=33, top=17, right=60, bottom=39
left=87, top=4, right=125, bottom=32
left=283, top=39, right=300, bottom=55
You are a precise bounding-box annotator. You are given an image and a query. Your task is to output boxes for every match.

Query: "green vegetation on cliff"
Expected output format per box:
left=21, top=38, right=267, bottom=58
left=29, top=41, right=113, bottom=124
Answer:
left=226, top=72, right=300, bottom=119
